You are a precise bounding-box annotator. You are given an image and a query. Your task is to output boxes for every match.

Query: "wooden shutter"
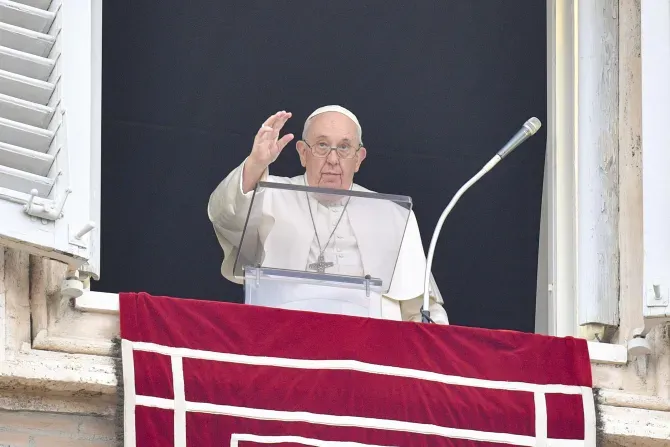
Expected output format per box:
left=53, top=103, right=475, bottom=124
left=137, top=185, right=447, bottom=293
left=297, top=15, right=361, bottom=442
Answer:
left=0, top=0, right=101, bottom=277
left=641, top=0, right=670, bottom=322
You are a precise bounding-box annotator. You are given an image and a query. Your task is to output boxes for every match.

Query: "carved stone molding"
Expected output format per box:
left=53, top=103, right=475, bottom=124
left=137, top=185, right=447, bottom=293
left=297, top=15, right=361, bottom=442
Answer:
left=1, top=247, right=117, bottom=415
left=28, top=256, right=118, bottom=356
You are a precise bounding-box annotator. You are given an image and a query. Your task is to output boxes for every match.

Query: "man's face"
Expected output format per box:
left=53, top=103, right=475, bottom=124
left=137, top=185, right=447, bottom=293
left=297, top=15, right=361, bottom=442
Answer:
left=297, top=112, right=366, bottom=189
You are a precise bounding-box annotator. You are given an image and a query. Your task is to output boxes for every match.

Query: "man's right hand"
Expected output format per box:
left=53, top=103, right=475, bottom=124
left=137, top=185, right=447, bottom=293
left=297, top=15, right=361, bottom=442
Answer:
left=242, top=111, right=294, bottom=193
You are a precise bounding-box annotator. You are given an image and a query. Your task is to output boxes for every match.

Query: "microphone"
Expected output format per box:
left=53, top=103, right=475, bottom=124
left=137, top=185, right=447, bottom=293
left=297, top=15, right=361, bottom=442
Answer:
left=497, top=117, right=542, bottom=159
left=421, top=117, right=542, bottom=323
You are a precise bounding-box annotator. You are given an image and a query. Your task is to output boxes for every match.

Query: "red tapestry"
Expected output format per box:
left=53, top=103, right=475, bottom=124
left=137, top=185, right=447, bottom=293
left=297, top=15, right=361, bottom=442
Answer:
left=119, top=292, right=595, bottom=447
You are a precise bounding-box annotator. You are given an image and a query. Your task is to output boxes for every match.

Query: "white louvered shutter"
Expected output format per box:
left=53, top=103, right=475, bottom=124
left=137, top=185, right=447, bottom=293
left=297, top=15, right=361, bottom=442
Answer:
left=642, top=0, right=670, bottom=322
left=0, top=0, right=101, bottom=277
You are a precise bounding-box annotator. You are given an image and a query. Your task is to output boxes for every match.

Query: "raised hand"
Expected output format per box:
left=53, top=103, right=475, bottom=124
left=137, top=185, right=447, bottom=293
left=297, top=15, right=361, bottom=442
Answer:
left=248, top=111, right=294, bottom=168
left=242, top=111, right=294, bottom=193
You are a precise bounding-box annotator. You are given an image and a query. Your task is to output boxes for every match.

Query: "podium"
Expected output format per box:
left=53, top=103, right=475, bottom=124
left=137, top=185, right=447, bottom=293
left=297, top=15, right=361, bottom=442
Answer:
left=233, top=181, right=412, bottom=318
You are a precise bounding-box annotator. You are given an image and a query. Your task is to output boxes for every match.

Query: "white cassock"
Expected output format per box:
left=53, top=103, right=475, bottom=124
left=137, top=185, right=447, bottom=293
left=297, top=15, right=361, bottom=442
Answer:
left=207, top=158, right=449, bottom=323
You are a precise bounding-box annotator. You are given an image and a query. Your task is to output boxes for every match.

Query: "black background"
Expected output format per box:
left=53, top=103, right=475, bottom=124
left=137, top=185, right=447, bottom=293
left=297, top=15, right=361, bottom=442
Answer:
left=96, top=1, right=547, bottom=332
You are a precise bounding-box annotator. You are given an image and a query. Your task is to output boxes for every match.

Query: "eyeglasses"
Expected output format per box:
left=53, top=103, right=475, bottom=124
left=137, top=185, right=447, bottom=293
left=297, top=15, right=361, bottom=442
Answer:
left=304, top=140, right=362, bottom=159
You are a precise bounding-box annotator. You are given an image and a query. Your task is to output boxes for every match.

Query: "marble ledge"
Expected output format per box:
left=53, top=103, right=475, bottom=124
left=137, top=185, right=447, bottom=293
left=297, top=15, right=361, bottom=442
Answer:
left=0, top=348, right=116, bottom=395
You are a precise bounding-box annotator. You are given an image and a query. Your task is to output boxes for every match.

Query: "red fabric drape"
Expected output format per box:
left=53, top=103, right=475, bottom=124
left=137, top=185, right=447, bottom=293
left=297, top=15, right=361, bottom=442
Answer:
left=120, top=292, right=593, bottom=447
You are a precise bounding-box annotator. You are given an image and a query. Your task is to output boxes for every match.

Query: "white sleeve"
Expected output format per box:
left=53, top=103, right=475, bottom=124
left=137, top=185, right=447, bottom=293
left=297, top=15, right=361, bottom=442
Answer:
left=207, top=158, right=268, bottom=282
left=384, top=211, right=443, bottom=304
left=400, top=296, right=449, bottom=324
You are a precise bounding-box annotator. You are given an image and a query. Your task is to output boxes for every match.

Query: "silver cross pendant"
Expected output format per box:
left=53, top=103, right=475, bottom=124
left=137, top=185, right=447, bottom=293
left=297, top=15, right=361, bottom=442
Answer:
left=308, top=254, right=334, bottom=273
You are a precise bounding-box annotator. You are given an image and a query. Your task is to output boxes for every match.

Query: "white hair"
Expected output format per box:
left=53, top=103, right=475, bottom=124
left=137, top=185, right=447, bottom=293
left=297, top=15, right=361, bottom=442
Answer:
left=302, top=105, right=363, bottom=145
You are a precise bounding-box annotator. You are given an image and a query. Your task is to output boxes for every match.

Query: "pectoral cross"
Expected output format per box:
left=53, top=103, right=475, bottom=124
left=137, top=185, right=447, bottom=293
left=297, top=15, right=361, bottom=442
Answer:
left=308, top=254, right=334, bottom=273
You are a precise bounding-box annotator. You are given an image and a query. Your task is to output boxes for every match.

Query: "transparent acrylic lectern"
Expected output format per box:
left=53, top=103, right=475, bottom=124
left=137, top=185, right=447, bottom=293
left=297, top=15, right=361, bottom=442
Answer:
left=234, top=181, right=412, bottom=319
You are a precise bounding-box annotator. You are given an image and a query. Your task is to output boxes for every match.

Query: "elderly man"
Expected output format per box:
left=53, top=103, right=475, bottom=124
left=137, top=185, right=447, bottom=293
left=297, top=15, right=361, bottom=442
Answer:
left=208, top=106, right=448, bottom=323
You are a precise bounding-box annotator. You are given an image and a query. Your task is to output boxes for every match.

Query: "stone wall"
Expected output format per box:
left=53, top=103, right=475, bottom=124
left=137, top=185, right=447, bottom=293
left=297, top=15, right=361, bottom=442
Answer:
left=0, top=410, right=114, bottom=447
left=1, top=248, right=117, bottom=447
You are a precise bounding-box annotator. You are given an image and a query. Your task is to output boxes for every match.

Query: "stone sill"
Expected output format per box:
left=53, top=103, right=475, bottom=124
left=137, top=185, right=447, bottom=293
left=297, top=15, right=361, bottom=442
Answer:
left=0, top=348, right=116, bottom=395
left=76, top=290, right=120, bottom=314
left=586, top=340, right=628, bottom=365
left=599, top=390, right=670, bottom=446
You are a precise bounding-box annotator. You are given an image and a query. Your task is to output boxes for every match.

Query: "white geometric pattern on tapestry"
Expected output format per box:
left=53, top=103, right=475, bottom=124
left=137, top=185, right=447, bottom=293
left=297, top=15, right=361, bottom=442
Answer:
left=122, top=339, right=596, bottom=447
left=230, top=434, right=391, bottom=446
